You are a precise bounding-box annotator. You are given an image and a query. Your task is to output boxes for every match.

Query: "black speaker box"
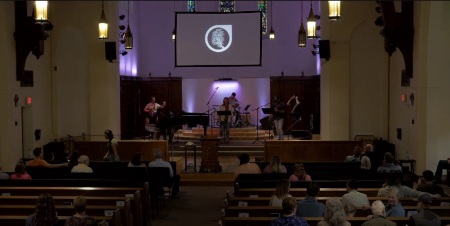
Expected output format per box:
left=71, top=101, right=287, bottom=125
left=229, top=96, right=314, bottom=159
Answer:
left=319, top=40, right=330, bottom=60
left=292, top=130, right=312, bottom=140
left=259, top=116, right=272, bottom=130
left=105, top=42, right=117, bottom=62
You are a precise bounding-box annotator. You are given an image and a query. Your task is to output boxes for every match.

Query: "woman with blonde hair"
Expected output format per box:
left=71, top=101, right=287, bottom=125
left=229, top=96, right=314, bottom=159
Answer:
left=263, top=155, right=287, bottom=174
left=65, top=196, right=97, bottom=226
left=269, top=179, right=292, bottom=207
left=318, top=198, right=350, bottom=226
left=289, top=163, right=312, bottom=182
left=26, top=193, right=58, bottom=226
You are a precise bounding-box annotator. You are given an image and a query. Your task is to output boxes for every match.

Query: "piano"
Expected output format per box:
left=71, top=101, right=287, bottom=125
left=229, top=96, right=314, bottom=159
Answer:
left=157, top=111, right=209, bottom=136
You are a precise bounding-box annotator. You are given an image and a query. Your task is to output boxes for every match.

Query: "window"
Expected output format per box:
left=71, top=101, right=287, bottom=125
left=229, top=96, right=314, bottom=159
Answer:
left=219, top=0, right=235, bottom=13
left=258, top=0, right=268, bottom=34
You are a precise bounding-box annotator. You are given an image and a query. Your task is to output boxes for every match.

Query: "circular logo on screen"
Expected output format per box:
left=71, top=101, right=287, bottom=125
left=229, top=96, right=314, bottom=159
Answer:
left=205, top=25, right=233, bottom=53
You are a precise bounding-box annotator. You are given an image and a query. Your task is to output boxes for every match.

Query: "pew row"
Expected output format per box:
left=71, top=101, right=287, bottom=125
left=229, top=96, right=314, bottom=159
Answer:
left=234, top=188, right=380, bottom=197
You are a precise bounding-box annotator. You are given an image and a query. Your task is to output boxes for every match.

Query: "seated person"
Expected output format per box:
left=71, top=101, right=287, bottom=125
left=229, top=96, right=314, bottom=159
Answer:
left=234, top=153, right=261, bottom=179
left=385, top=187, right=405, bottom=217
left=345, top=146, right=362, bottom=162
left=26, top=193, right=58, bottom=226
left=341, top=199, right=357, bottom=218
left=434, top=157, right=450, bottom=184
left=263, top=155, right=287, bottom=173
left=377, top=152, right=402, bottom=174
left=318, top=198, right=350, bottom=226
left=68, top=151, right=80, bottom=170
left=408, top=194, right=441, bottom=226
left=128, top=152, right=146, bottom=168
left=10, top=161, right=31, bottom=180
left=296, top=182, right=326, bottom=217
left=269, top=179, right=292, bottom=207
left=360, top=144, right=374, bottom=170
left=71, top=155, right=93, bottom=173
left=0, top=162, right=10, bottom=180
left=270, top=197, right=309, bottom=226
left=27, top=148, right=68, bottom=168
left=64, top=196, right=96, bottom=226
left=362, top=200, right=396, bottom=226
left=289, top=163, right=312, bottom=182
left=148, top=149, right=180, bottom=198
left=377, top=172, right=440, bottom=199
left=417, top=170, right=445, bottom=196
left=341, top=179, right=370, bottom=208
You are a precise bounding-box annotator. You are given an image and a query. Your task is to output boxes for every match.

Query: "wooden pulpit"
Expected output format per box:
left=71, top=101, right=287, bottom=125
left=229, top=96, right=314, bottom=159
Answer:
left=200, top=137, right=222, bottom=173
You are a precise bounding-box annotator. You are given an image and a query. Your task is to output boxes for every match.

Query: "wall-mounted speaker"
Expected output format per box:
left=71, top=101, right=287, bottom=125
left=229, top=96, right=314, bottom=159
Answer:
left=105, top=42, right=117, bottom=62
left=319, top=40, right=330, bottom=61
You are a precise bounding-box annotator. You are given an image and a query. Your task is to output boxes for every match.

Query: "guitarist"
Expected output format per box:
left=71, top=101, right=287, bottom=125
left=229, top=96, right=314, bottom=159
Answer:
left=143, top=96, right=166, bottom=125
left=271, top=96, right=286, bottom=140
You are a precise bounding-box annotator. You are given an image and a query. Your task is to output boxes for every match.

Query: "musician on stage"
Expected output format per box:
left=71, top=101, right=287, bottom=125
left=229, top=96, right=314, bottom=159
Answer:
left=272, top=96, right=286, bottom=140
left=218, top=97, right=235, bottom=144
left=287, top=94, right=302, bottom=123
left=143, top=96, right=166, bottom=125
left=229, top=92, right=241, bottom=126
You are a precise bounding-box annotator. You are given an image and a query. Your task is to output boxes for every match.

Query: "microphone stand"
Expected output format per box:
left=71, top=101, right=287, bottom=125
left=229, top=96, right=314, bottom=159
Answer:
left=252, top=103, right=270, bottom=144
left=206, top=87, right=219, bottom=136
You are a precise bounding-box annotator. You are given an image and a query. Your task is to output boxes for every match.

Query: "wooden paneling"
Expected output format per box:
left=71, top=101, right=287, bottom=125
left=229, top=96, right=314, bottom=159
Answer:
left=270, top=75, right=320, bottom=133
left=120, top=76, right=182, bottom=139
left=264, top=140, right=362, bottom=162
left=74, top=140, right=168, bottom=161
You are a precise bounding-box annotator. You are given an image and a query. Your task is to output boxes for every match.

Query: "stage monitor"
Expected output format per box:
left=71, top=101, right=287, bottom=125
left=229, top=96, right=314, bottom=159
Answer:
left=175, top=12, right=262, bottom=67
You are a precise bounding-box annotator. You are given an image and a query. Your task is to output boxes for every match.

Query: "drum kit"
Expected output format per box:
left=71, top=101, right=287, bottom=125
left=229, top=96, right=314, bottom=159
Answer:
left=212, top=102, right=251, bottom=128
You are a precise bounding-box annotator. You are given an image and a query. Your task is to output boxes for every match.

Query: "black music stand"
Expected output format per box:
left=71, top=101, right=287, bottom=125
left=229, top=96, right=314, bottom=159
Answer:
left=261, top=107, right=275, bottom=141
left=217, top=111, right=232, bottom=142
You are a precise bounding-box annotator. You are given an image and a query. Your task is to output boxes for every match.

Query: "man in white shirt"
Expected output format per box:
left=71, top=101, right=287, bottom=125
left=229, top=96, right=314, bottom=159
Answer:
left=341, top=179, right=370, bottom=208
left=148, top=149, right=179, bottom=197
left=71, top=155, right=93, bottom=173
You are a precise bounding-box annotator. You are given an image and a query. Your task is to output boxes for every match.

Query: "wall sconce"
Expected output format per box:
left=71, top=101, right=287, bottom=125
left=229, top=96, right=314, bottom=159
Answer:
left=328, top=1, right=341, bottom=21
left=98, top=0, right=108, bottom=39
left=15, top=1, right=53, bottom=82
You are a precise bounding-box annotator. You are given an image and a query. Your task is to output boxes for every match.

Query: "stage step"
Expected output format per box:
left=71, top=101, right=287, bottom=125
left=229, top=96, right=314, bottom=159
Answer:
left=176, top=127, right=272, bottom=141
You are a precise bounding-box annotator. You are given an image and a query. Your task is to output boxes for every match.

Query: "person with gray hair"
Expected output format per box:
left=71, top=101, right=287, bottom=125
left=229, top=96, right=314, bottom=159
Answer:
left=64, top=196, right=96, bottom=226
left=317, top=198, right=350, bottom=226
left=0, top=163, right=10, bottom=179
left=361, top=200, right=396, bottom=226
left=71, top=155, right=93, bottom=173
left=148, top=149, right=180, bottom=197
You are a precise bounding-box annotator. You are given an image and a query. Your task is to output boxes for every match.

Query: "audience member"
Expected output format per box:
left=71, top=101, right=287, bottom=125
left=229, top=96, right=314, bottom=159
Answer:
left=71, top=155, right=93, bottom=173
left=68, top=151, right=80, bottom=170
left=103, top=129, right=119, bottom=161
left=296, top=182, right=326, bottom=217
left=27, top=148, right=68, bottom=168
left=360, top=144, right=374, bottom=170
left=433, top=157, right=450, bottom=184
left=0, top=162, right=9, bottom=179
left=128, top=152, right=146, bottom=168
left=361, top=200, right=396, bottom=226
left=263, top=156, right=287, bottom=174
left=317, top=198, right=350, bottom=226
left=341, top=199, right=357, bottom=218
left=269, top=179, right=292, bottom=207
left=417, top=170, right=445, bottom=196
left=377, top=152, right=402, bottom=173
left=408, top=194, right=441, bottom=226
left=26, top=193, right=58, bottom=226
left=385, top=187, right=405, bottom=217
left=10, top=161, right=31, bottom=180
left=377, top=173, right=440, bottom=199
left=234, top=153, right=261, bottom=178
left=345, top=146, right=362, bottom=162
left=341, top=179, right=370, bottom=208
left=270, top=197, right=309, bottom=226
left=148, top=149, right=180, bottom=197
left=289, top=163, right=312, bottom=182
left=65, top=196, right=96, bottom=226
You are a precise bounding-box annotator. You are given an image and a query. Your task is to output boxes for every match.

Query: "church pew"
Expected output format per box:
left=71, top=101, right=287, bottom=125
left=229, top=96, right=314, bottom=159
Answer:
left=0, top=195, right=130, bottom=206
left=234, top=187, right=380, bottom=197
left=0, top=204, right=123, bottom=216
left=225, top=196, right=450, bottom=207
left=221, top=216, right=450, bottom=226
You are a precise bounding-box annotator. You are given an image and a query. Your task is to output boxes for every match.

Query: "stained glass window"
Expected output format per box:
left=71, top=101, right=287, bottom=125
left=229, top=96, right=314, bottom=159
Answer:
left=219, top=0, right=235, bottom=13
left=187, top=0, right=196, bottom=13
left=258, top=0, right=268, bottom=34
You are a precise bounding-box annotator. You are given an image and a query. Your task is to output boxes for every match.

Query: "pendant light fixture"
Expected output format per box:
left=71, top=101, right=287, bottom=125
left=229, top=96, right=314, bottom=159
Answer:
left=34, top=1, right=48, bottom=22
left=306, top=0, right=317, bottom=39
left=298, top=2, right=306, bottom=48
left=125, top=0, right=133, bottom=50
left=172, top=0, right=176, bottom=41
left=269, top=0, right=275, bottom=40
left=328, top=1, right=341, bottom=21
left=98, top=0, right=108, bottom=39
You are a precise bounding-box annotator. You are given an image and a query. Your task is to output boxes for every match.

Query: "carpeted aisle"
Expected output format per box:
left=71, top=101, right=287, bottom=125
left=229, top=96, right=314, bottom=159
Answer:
left=150, top=186, right=233, bottom=226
